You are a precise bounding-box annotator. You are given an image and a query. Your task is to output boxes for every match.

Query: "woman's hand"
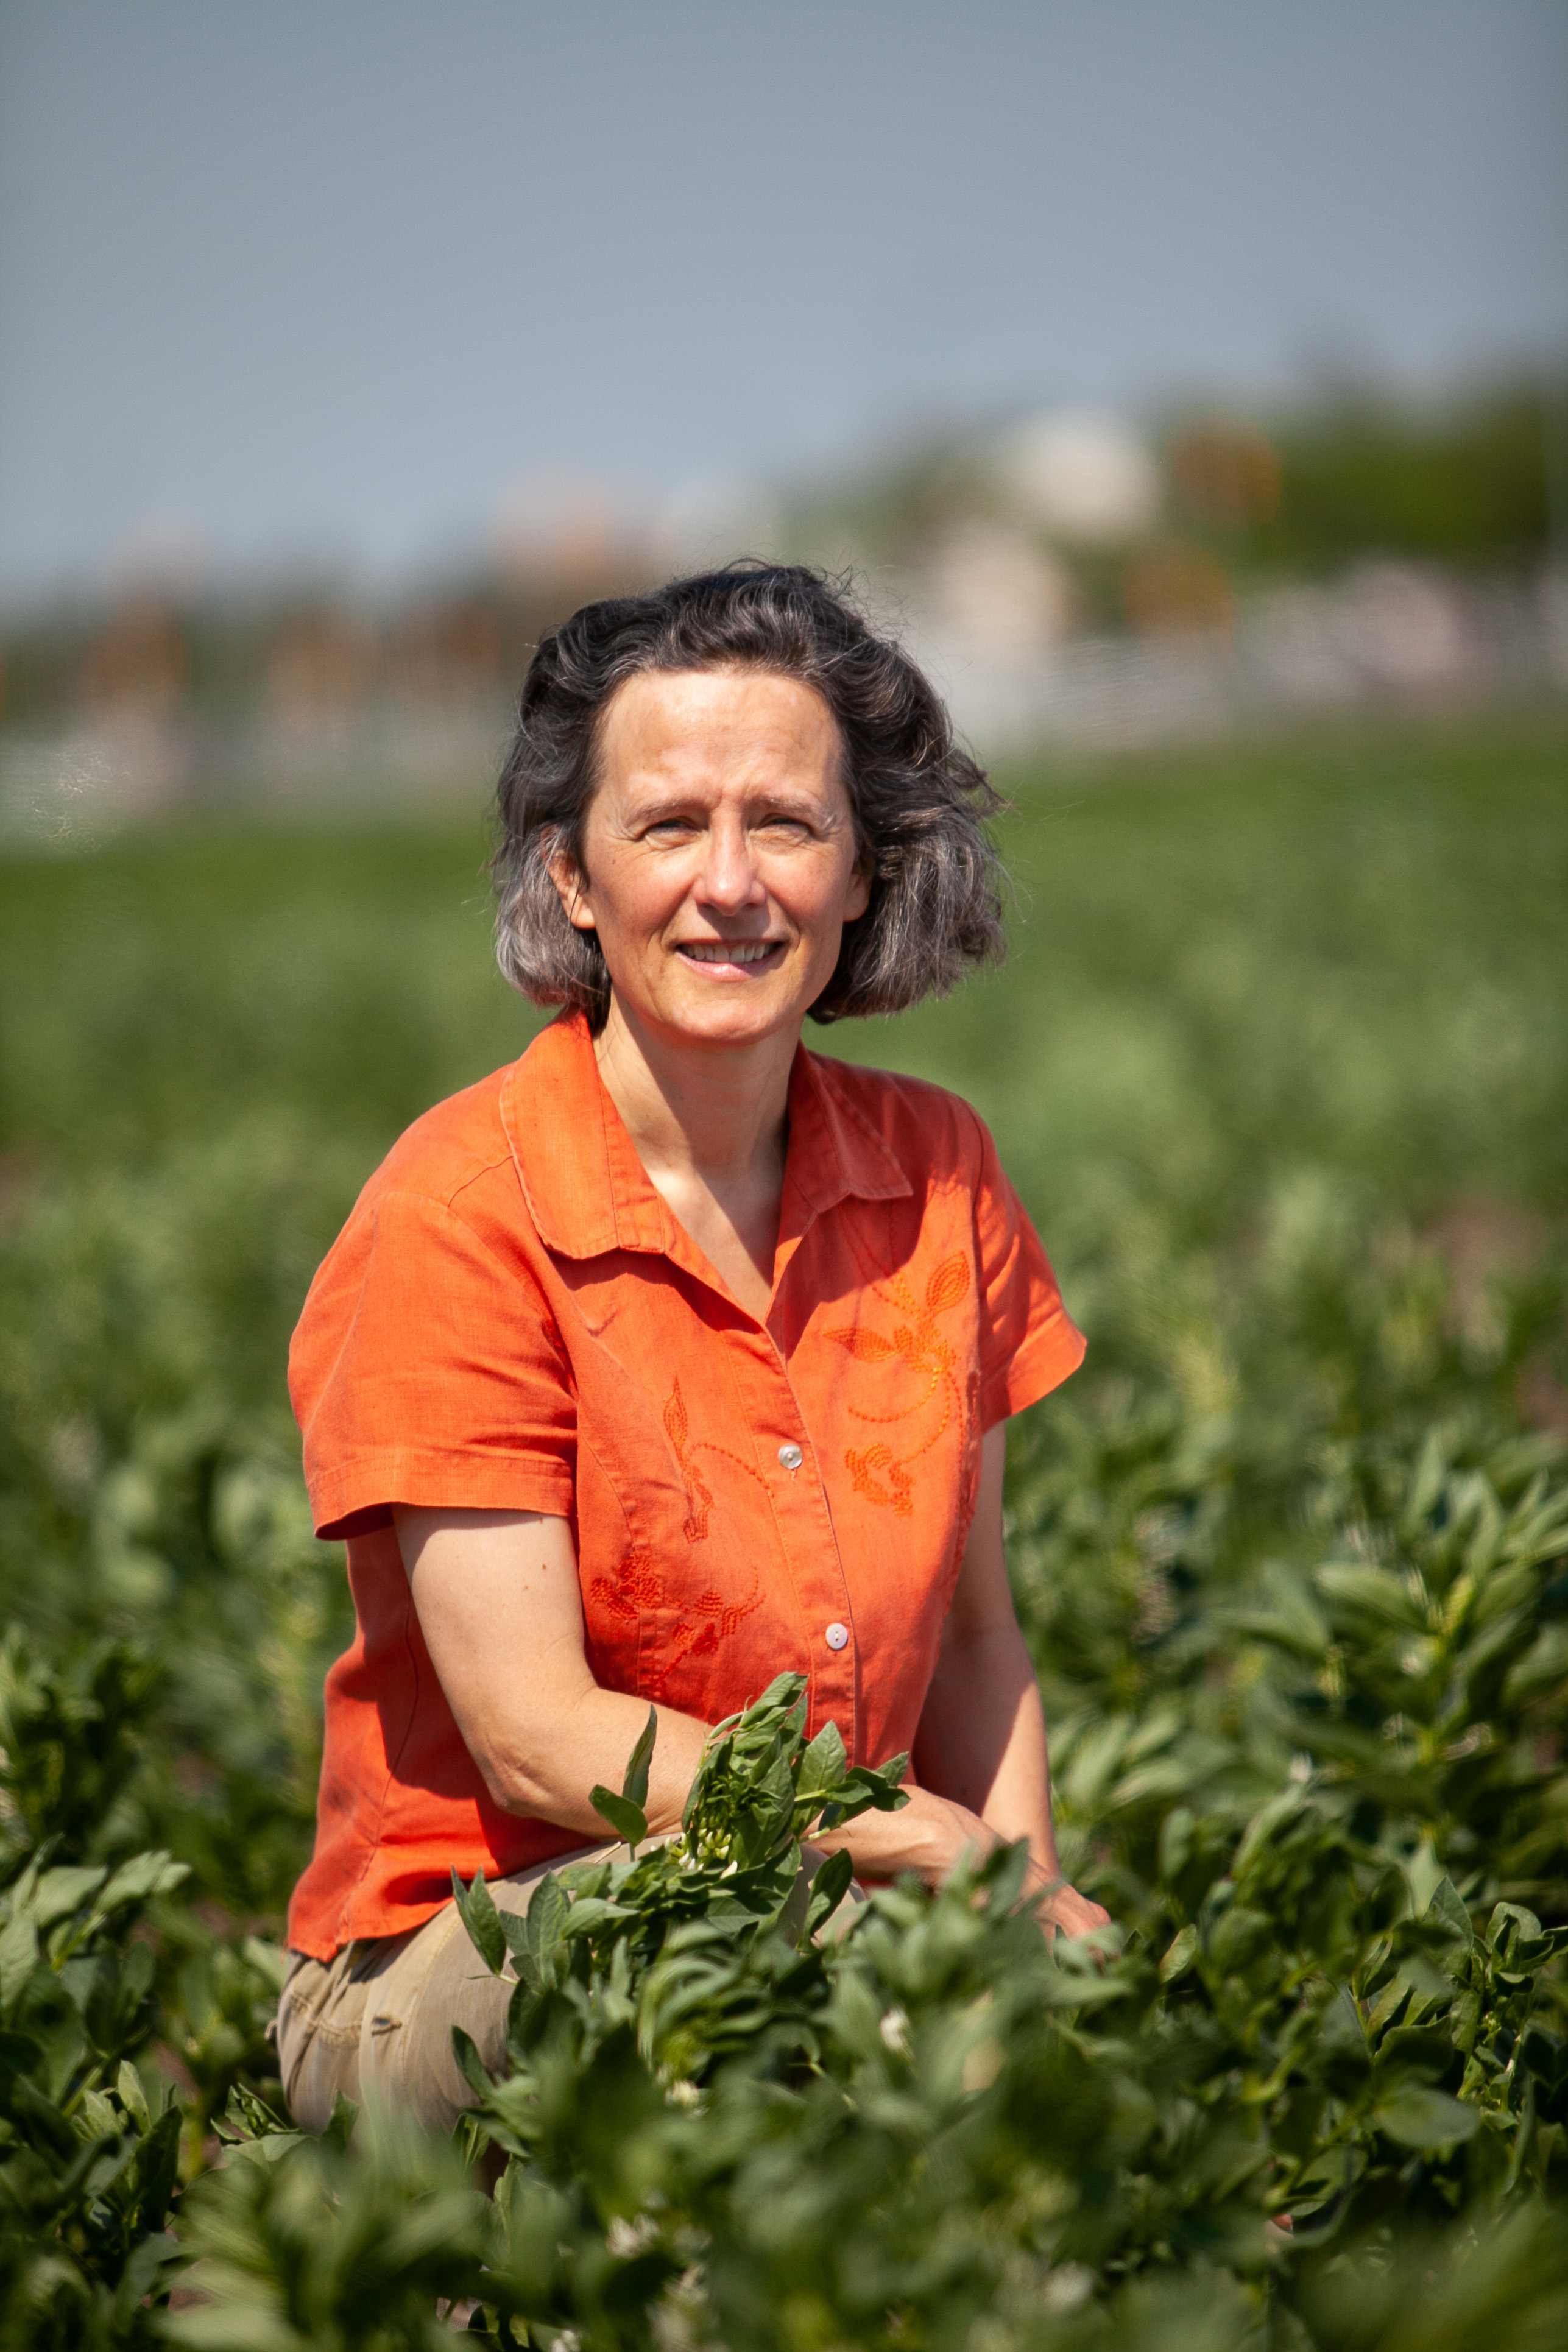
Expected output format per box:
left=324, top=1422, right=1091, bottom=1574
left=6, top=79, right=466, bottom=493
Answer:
left=822, top=1795, right=1115, bottom=1949
left=813, top=1787, right=998, bottom=1888
left=1022, top=1863, right=1114, bottom=1946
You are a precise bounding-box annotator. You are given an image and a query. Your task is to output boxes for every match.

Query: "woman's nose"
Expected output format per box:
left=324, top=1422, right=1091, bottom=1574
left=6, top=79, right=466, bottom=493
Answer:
left=696, top=818, right=765, bottom=911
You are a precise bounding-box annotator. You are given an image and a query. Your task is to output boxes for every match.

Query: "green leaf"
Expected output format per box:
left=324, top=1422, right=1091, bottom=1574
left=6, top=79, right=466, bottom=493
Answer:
left=590, top=1787, right=649, bottom=1848
left=817, top=1752, right=910, bottom=1829
left=136, top=2099, right=183, bottom=2228
left=526, top=1870, right=570, bottom=1958
left=803, top=1849, right=855, bottom=1938
left=752, top=1670, right=810, bottom=1720
left=1315, top=1561, right=1426, bottom=1629
left=1233, top=1785, right=1312, bottom=1876
left=1159, top=1924, right=1198, bottom=1983
left=94, top=1849, right=189, bottom=1915
left=743, top=1751, right=797, bottom=1856
left=1486, top=1901, right=1542, bottom=1957
left=1425, top=1876, right=1474, bottom=1943
left=450, top=1866, right=507, bottom=1975
left=223, top=2083, right=294, bottom=2143
left=26, top=1864, right=107, bottom=1932
left=0, top=2036, right=83, bottom=2160
left=1229, top=1563, right=1330, bottom=1660
left=560, top=1898, right=629, bottom=1938
left=556, top=1858, right=612, bottom=1900
left=1404, top=1840, right=1446, bottom=1919
left=1157, top=1806, right=1195, bottom=1883
left=1374, top=2085, right=1480, bottom=2147
left=241, top=1935, right=291, bottom=1994
left=114, top=2229, right=181, bottom=2320
left=1208, top=1903, right=1274, bottom=1975
left=0, top=1914, right=38, bottom=2013
left=451, top=2024, right=494, bottom=2100
left=501, top=1873, right=571, bottom=1992
left=1377, top=2025, right=1460, bottom=2083
left=115, top=2057, right=151, bottom=2132
left=797, top=1718, right=847, bottom=1796
left=622, top=1704, right=658, bottom=1811
left=1319, top=1985, right=1371, bottom=2097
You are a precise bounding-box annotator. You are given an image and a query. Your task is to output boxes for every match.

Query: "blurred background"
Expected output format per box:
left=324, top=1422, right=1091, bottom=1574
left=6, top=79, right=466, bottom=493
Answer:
left=1, top=2, right=1565, bottom=1934
left=1, top=1, right=1566, bottom=822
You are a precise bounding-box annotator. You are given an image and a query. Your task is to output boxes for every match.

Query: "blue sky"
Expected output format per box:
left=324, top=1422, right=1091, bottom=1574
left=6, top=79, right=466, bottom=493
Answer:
left=2, top=0, right=1564, bottom=601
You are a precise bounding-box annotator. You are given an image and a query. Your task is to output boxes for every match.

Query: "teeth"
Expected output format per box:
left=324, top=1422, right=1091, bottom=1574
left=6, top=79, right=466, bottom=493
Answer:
left=681, top=942, right=777, bottom=964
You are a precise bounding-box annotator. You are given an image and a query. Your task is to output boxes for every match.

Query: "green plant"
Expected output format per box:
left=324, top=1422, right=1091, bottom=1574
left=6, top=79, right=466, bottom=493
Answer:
left=1, top=715, right=1566, bottom=2345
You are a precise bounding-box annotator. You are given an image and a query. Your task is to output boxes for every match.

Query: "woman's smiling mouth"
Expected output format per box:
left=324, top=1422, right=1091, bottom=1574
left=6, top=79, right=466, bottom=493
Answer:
left=675, top=939, right=786, bottom=972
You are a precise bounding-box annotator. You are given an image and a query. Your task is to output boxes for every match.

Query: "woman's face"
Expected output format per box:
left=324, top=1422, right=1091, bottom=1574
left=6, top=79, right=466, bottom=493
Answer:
left=551, top=667, right=871, bottom=1051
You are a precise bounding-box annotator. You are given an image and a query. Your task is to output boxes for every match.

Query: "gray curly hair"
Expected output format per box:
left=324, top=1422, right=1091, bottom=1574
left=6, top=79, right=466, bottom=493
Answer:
left=491, top=560, right=1006, bottom=1026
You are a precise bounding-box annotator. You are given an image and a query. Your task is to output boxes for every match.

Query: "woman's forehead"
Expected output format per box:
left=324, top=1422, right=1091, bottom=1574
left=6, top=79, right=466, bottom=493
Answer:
left=593, top=668, right=847, bottom=802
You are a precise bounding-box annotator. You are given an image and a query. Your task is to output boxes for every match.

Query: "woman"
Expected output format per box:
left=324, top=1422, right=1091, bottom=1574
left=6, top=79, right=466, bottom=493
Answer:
left=276, top=562, right=1108, bottom=2133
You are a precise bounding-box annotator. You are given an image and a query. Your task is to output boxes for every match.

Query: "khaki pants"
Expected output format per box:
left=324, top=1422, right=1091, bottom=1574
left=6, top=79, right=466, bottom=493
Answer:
left=276, top=1838, right=860, bottom=2136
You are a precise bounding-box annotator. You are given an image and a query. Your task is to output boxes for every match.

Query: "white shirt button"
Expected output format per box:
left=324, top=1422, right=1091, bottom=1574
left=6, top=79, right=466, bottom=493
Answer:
left=777, top=1443, right=803, bottom=1471
left=825, top=1620, right=850, bottom=1651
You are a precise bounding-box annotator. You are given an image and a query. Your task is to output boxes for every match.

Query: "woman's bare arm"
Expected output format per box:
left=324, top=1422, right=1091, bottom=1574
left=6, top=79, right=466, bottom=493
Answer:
left=393, top=1506, right=711, bottom=1838
left=908, top=1426, right=1111, bottom=1940
left=393, top=1501, right=1002, bottom=1886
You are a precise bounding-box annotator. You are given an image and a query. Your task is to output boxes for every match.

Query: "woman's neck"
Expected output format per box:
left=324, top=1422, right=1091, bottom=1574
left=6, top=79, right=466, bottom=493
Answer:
left=590, top=998, right=796, bottom=1190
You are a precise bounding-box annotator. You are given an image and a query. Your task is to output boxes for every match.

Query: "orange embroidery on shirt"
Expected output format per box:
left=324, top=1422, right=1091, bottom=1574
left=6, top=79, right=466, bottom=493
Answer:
left=658, top=1395, right=780, bottom=1676
left=696, top=1439, right=771, bottom=1492
left=588, top=1384, right=777, bottom=1697
left=826, top=1252, right=974, bottom=1511
left=666, top=1577, right=762, bottom=1674
left=592, top=1544, right=662, bottom=1625
left=845, top=1442, right=916, bottom=1517
left=592, top=1541, right=764, bottom=1700
left=664, top=1377, right=714, bottom=1542
left=955, top=1365, right=983, bottom=1537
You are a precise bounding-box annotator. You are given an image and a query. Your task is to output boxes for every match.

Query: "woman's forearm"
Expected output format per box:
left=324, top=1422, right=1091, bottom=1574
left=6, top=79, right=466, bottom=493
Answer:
left=901, top=1431, right=1108, bottom=1940
left=913, top=1616, right=1061, bottom=1879
left=481, top=1679, right=713, bottom=1840
left=912, top=1615, right=1113, bottom=1939
left=481, top=1668, right=992, bottom=1884
left=480, top=1675, right=984, bottom=1886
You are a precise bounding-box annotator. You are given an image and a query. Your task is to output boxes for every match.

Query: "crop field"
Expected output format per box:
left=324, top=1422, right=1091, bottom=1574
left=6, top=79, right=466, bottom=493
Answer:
left=1, top=709, right=1566, bottom=2347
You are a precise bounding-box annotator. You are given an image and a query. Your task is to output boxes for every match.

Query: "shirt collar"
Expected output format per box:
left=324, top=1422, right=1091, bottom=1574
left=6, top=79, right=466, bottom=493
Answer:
left=501, top=1008, right=910, bottom=1266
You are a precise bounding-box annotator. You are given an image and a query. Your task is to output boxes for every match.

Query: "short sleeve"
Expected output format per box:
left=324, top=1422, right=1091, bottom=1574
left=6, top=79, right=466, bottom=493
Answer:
left=968, top=1111, right=1086, bottom=1429
left=288, top=1188, right=576, bottom=1541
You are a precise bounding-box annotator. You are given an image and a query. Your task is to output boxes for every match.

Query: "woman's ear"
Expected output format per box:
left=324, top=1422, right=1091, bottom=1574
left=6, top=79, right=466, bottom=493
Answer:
left=546, top=844, right=596, bottom=934
left=843, top=854, right=873, bottom=924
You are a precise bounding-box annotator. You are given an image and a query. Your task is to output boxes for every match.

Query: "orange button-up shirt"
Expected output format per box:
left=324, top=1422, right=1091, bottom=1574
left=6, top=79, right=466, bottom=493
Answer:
left=285, top=1009, right=1084, bottom=1958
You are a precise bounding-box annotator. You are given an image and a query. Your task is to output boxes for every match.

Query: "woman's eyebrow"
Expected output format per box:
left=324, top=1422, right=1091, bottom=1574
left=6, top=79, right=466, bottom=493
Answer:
left=627, top=791, right=707, bottom=824
left=755, top=792, right=820, bottom=815
left=744, top=782, right=835, bottom=819
left=628, top=785, right=826, bottom=824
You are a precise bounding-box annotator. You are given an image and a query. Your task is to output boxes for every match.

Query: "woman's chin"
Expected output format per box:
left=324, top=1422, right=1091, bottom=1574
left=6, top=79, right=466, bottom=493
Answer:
left=638, top=976, right=814, bottom=1051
